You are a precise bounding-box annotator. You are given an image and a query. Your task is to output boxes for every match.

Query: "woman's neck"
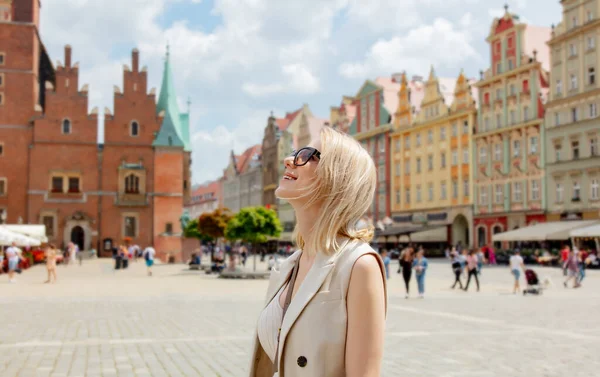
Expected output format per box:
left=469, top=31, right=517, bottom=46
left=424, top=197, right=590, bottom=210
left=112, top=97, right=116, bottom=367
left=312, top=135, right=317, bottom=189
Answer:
left=294, top=202, right=321, bottom=255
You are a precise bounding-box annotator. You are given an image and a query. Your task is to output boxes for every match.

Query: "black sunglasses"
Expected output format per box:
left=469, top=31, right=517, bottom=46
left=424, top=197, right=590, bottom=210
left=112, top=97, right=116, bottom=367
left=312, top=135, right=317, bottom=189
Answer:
left=290, top=147, right=321, bottom=166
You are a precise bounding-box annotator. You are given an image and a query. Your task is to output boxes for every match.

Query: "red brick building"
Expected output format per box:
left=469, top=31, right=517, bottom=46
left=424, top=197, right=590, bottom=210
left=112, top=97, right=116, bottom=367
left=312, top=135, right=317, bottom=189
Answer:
left=0, top=0, right=191, bottom=261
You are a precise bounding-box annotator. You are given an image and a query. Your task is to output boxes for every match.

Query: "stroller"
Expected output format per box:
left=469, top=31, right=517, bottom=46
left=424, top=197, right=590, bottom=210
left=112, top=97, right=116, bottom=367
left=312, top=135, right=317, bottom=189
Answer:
left=523, top=269, right=543, bottom=295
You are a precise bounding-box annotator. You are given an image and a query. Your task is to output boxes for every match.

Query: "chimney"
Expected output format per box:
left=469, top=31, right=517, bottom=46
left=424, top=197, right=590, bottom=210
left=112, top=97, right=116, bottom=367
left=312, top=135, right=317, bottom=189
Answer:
left=65, top=45, right=72, bottom=68
left=132, top=48, right=139, bottom=73
left=392, top=72, right=403, bottom=83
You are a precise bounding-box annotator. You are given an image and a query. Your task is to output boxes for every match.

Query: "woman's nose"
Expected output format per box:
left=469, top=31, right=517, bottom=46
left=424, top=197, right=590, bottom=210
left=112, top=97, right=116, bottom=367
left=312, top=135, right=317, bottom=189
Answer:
left=284, top=155, right=295, bottom=169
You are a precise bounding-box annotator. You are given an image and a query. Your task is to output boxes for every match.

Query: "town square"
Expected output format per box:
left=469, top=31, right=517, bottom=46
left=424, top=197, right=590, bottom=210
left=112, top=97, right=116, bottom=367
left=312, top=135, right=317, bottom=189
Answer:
left=0, top=259, right=598, bottom=377
left=2, top=0, right=600, bottom=376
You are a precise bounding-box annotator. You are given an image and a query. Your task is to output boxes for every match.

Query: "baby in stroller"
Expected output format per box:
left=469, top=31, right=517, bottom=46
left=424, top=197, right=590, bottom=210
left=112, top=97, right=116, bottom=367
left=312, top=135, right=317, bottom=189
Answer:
left=523, top=269, right=543, bottom=295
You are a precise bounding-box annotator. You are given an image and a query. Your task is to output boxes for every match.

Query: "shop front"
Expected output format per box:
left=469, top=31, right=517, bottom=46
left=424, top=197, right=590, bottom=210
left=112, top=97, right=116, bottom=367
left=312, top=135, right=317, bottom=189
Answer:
left=475, top=212, right=546, bottom=249
left=389, top=205, right=473, bottom=249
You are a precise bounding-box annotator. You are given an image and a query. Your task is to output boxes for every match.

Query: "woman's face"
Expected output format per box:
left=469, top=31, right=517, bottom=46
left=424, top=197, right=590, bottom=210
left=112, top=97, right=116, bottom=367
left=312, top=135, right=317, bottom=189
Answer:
left=275, top=138, right=321, bottom=204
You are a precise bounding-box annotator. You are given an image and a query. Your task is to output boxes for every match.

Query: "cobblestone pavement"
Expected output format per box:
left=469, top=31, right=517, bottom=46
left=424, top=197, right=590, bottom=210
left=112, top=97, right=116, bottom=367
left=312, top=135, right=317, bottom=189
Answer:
left=0, top=257, right=598, bottom=377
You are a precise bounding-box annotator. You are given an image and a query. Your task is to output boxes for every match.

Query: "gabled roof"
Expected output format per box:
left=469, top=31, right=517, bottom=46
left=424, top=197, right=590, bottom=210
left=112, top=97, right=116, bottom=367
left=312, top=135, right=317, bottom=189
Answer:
left=276, top=108, right=302, bottom=132
left=235, top=144, right=262, bottom=174
left=154, top=47, right=191, bottom=151
left=355, top=80, right=382, bottom=98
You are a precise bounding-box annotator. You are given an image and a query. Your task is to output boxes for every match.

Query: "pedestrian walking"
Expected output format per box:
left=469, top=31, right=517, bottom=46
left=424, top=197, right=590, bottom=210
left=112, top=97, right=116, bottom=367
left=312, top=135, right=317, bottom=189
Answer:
left=577, top=248, right=588, bottom=284
left=381, top=249, right=391, bottom=280
left=510, top=250, right=525, bottom=294
left=560, top=245, right=570, bottom=276
left=44, top=244, right=58, bottom=283
left=5, top=242, right=21, bottom=283
left=459, top=249, right=468, bottom=278
left=70, top=242, right=78, bottom=265
left=399, top=247, right=414, bottom=298
left=240, top=245, right=248, bottom=267
left=488, top=246, right=497, bottom=265
left=63, top=245, right=70, bottom=266
left=450, top=250, right=464, bottom=289
left=143, top=246, right=156, bottom=276
left=563, top=249, right=580, bottom=288
left=463, top=250, right=480, bottom=292
left=412, top=248, right=428, bottom=298
left=476, top=248, right=485, bottom=275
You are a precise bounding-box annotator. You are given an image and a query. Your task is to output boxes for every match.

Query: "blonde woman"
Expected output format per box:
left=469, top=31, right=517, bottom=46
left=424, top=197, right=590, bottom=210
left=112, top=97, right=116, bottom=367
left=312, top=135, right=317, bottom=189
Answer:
left=250, top=127, right=387, bottom=377
left=44, top=244, right=58, bottom=283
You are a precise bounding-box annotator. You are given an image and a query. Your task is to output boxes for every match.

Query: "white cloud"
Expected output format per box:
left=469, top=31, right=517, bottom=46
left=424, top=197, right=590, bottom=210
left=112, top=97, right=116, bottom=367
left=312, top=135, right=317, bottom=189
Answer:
left=39, top=0, right=559, bottom=183
left=345, top=0, right=482, bottom=34
left=339, top=18, right=481, bottom=78
left=191, top=108, right=282, bottom=182
left=242, top=63, right=320, bottom=97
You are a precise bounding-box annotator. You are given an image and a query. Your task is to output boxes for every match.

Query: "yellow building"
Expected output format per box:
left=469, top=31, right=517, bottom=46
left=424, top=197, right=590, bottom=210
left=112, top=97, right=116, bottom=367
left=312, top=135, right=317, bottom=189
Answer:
left=390, top=69, right=477, bottom=247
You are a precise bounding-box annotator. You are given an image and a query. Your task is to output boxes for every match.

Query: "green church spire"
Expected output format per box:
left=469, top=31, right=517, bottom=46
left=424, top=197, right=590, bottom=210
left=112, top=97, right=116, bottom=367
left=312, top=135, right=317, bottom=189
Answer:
left=154, top=44, right=191, bottom=151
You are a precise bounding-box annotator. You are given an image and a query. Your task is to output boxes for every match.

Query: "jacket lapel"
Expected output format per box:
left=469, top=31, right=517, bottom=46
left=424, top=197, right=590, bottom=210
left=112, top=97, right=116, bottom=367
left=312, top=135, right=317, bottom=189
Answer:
left=263, top=251, right=302, bottom=308
left=275, top=250, right=337, bottom=371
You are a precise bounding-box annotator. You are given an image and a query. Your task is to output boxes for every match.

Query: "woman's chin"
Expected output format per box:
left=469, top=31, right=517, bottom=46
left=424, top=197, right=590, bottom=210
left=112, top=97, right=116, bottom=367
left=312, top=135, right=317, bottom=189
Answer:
left=275, top=186, right=291, bottom=200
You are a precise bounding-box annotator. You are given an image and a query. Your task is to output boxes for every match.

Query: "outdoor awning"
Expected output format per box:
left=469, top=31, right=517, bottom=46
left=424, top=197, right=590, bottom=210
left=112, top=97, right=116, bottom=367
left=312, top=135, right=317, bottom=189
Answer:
left=492, top=220, right=599, bottom=242
left=375, top=225, right=426, bottom=237
left=0, top=227, right=42, bottom=247
left=0, top=225, right=48, bottom=242
left=410, top=226, right=448, bottom=243
left=570, top=224, right=600, bottom=238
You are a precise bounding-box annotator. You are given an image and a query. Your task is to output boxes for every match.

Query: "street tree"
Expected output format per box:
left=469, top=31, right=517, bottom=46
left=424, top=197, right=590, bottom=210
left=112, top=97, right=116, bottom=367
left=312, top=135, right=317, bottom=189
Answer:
left=224, top=206, right=282, bottom=271
left=183, top=218, right=213, bottom=244
left=198, top=208, right=233, bottom=258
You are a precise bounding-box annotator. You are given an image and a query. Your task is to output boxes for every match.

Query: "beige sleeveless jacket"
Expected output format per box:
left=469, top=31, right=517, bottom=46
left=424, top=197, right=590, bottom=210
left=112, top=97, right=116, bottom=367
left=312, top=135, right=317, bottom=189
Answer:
left=249, top=240, right=387, bottom=377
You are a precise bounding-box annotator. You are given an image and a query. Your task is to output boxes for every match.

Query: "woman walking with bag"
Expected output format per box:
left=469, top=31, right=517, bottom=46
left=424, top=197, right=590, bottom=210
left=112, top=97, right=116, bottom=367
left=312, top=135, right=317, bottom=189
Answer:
left=450, top=250, right=463, bottom=289
left=399, top=247, right=414, bottom=299
left=463, top=250, right=480, bottom=292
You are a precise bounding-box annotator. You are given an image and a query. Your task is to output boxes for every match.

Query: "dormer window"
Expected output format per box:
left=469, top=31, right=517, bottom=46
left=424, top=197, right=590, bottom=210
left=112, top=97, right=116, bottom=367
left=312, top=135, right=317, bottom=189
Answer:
left=62, top=119, right=71, bottom=134
left=131, top=121, right=139, bottom=137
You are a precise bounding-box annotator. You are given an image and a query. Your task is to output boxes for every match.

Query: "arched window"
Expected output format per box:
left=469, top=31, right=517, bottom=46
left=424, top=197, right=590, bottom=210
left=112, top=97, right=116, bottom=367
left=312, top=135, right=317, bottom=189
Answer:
left=62, top=119, right=71, bottom=134
left=130, top=121, right=139, bottom=136
left=125, top=174, right=140, bottom=194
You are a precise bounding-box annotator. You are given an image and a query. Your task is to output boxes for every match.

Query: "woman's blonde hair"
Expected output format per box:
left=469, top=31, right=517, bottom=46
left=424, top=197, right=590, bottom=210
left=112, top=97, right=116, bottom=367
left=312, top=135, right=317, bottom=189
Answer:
left=292, top=126, right=376, bottom=256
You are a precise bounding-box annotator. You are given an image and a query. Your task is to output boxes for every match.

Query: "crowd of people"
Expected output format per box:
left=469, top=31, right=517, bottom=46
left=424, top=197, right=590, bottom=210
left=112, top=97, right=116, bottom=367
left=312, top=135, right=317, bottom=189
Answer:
left=374, top=241, right=598, bottom=297
left=0, top=241, right=159, bottom=283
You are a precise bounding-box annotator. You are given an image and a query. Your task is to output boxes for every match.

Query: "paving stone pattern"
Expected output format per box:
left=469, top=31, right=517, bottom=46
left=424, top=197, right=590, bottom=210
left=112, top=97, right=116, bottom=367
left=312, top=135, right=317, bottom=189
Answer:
left=0, top=258, right=597, bottom=377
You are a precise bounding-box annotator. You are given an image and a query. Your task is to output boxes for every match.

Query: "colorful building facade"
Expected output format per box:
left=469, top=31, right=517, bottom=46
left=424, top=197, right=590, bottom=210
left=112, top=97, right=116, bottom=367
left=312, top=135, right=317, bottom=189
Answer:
left=348, top=79, right=397, bottom=224
left=473, top=8, right=551, bottom=247
left=545, top=0, right=600, bottom=222
left=390, top=70, right=477, bottom=247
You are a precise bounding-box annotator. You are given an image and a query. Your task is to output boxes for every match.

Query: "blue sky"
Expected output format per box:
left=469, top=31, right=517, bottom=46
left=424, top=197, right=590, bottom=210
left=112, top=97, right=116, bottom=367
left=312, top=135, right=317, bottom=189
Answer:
left=40, top=0, right=561, bottom=185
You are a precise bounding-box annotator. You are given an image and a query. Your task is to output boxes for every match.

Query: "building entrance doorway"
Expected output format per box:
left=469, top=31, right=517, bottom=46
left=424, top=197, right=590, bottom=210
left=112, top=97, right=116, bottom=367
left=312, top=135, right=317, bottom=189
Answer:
left=71, top=226, right=85, bottom=251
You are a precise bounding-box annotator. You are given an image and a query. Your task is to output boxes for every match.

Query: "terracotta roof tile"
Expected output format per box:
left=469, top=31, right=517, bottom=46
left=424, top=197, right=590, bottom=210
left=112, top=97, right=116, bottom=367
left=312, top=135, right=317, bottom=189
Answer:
left=276, top=108, right=302, bottom=131
left=236, top=144, right=262, bottom=174
left=190, top=179, right=222, bottom=204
